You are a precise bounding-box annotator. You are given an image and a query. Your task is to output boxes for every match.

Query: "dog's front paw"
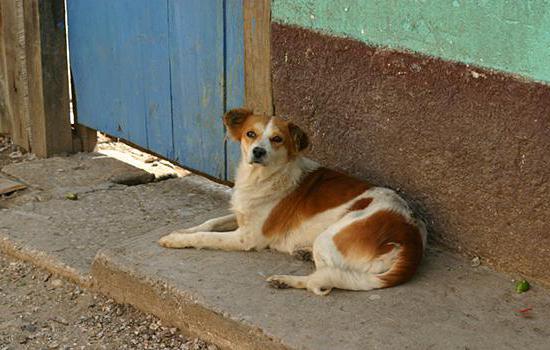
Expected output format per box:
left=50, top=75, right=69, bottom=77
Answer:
left=158, top=233, right=186, bottom=248
left=266, top=275, right=291, bottom=289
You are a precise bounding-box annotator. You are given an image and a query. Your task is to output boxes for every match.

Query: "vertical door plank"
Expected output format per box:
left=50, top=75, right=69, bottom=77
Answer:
left=225, top=0, right=245, bottom=180
left=67, top=0, right=173, bottom=157
left=243, top=0, right=272, bottom=115
left=0, top=1, right=12, bottom=135
left=0, top=0, right=30, bottom=149
left=24, top=0, right=73, bottom=157
left=169, top=0, right=225, bottom=179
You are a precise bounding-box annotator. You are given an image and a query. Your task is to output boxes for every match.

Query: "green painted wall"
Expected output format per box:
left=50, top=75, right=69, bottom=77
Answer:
left=272, top=0, right=550, bottom=83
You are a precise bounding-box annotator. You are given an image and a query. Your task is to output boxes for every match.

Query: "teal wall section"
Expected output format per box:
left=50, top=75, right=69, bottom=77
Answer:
left=272, top=0, right=550, bottom=83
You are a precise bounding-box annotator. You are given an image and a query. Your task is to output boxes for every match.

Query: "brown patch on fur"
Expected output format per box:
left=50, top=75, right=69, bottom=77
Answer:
left=288, top=123, right=309, bottom=153
left=271, top=117, right=309, bottom=156
left=266, top=117, right=290, bottom=152
left=223, top=108, right=253, bottom=140
left=262, top=168, right=371, bottom=237
left=349, top=198, right=373, bottom=211
left=333, top=210, right=423, bottom=287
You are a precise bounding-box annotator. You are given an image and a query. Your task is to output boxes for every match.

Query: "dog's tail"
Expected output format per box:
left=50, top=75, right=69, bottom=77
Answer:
left=376, top=218, right=426, bottom=288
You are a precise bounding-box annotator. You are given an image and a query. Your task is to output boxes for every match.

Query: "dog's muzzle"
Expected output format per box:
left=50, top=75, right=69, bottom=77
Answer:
left=251, top=147, right=267, bottom=164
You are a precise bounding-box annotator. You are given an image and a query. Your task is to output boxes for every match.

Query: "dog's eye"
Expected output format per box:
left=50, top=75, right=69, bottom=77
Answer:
left=246, top=131, right=256, bottom=138
left=271, top=136, right=283, bottom=143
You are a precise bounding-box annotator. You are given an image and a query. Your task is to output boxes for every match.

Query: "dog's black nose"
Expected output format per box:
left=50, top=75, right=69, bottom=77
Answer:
left=252, top=147, right=266, bottom=159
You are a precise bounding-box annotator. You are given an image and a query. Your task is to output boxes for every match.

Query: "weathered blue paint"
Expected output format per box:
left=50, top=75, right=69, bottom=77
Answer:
left=224, top=0, right=245, bottom=180
left=68, top=0, right=172, bottom=156
left=169, top=0, right=226, bottom=179
left=68, top=0, right=245, bottom=180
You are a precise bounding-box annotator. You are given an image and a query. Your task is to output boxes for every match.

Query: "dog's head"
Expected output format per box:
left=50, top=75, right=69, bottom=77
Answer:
left=223, top=108, right=309, bottom=167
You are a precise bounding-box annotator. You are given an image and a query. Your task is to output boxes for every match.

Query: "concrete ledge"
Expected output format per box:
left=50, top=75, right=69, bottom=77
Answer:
left=91, top=228, right=550, bottom=350
left=92, top=247, right=286, bottom=350
left=0, top=153, right=230, bottom=285
left=0, top=234, right=92, bottom=287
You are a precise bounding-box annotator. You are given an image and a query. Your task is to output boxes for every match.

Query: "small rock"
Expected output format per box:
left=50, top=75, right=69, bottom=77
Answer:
left=21, top=323, right=38, bottom=332
left=9, top=150, right=23, bottom=159
left=471, top=256, right=481, bottom=267
left=50, top=279, right=63, bottom=288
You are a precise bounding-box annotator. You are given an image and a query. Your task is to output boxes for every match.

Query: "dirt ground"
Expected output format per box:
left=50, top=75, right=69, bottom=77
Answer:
left=0, top=242, right=216, bottom=350
left=0, top=135, right=214, bottom=350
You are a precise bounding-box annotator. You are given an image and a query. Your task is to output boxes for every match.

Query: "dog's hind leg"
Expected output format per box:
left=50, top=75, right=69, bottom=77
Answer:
left=267, top=268, right=383, bottom=296
left=292, top=249, right=313, bottom=262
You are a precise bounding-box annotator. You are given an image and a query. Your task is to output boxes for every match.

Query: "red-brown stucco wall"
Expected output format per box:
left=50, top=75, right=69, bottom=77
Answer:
left=271, top=23, right=550, bottom=286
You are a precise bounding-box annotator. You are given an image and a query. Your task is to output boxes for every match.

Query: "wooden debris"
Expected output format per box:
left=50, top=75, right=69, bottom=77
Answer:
left=0, top=176, right=26, bottom=195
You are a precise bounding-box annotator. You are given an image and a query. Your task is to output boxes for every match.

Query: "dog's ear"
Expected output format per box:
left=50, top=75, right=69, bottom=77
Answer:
left=288, top=123, right=309, bottom=152
left=223, top=108, right=253, bottom=140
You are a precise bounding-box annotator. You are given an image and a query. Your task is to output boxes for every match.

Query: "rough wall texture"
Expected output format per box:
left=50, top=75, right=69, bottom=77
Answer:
left=271, top=23, right=550, bottom=286
left=272, top=0, right=550, bottom=84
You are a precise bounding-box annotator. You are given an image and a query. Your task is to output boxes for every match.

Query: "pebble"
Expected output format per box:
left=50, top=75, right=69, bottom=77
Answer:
left=9, top=151, right=23, bottom=159
left=50, top=279, right=64, bottom=288
left=21, top=323, right=38, bottom=332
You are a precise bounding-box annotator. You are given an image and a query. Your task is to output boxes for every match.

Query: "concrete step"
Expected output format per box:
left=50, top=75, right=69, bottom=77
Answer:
left=92, top=228, right=550, bottom=350
left=2, top=153, right=550, bottom=349
left=0, top=153, right=230, bottom=285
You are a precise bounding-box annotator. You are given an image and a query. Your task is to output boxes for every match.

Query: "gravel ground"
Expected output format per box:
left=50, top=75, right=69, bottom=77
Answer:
left=0, top=253, right=216, bottom=350
left=1, top=136, right=214, bottom=349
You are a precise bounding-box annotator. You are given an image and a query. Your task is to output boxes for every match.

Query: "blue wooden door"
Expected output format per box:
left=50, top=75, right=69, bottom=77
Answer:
left=67, top=0, right=243, bottom=180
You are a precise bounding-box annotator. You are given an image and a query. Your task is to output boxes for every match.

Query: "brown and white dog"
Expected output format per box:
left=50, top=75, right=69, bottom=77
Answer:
left=159, top=108, right=427, bottom=295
